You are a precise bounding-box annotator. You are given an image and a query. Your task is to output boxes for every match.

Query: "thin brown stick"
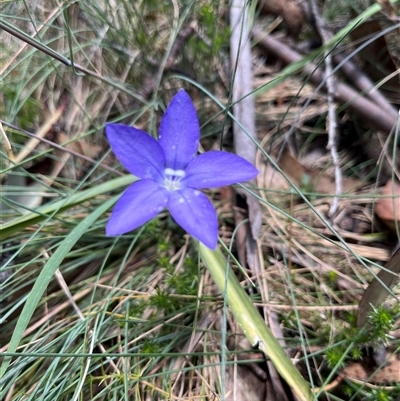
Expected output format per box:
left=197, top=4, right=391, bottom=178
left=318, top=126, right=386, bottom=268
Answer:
left=333, top=53, right=398, bottom=115
left=298, top=2, right=398, bottom=117
left=252, top=27, right=398, bottom=135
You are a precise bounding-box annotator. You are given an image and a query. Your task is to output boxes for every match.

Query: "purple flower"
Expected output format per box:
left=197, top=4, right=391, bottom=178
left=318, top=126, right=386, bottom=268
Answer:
left=105, top=90, right=258, bottom=249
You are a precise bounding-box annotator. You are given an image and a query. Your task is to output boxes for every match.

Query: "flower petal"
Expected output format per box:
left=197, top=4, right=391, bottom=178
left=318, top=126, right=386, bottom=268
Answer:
left=106, top=123, right=165, bottom=181
left=168, top=188, right=218, bottom=249
left=159, top=90, right=200, bottom=170
left=182, top=151, right=259, bottom=189
left=106, top=179, right=168, bottom=236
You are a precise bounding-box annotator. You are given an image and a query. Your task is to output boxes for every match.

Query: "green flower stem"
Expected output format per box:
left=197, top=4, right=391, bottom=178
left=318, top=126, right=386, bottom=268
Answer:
left=199, top=243, right=314, bottom=401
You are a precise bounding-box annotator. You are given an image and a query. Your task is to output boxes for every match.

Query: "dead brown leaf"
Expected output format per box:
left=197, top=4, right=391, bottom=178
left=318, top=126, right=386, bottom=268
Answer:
left=357, top=247, right=400, bottom=328
left=375, top=180, right=400, bottom=229
left=258, top=0, right=304, bottom=37
left=224, top=365, right=267, bottom=401
left=350, top=18, right=399, bottom=89
left=343, top=351, right=400, bottom=384
left=376, top=0, right=398, bottom=21
left=279, top=151, right=364, bottom=194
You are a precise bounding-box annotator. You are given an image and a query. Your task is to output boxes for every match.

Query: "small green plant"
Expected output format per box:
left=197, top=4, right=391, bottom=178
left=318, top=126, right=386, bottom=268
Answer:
left=149, top=288, right=180, bottom=314
left=1, top=87, right=40, bottom=131
left=141, top=338, right=162, bottom=354
left=325, top=345, right=348, bottom=369
left=166, top=257, right=199, bottom=296
left=349, top=346, right=363, bottom=360
left=363, top=387, right=394, bottom=401
left=367, top=305, right=398, bottom=346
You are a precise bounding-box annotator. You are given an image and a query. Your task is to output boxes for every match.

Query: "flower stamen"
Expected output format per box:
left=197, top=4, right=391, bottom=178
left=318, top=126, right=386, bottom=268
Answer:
left=164, top=168, right=186, bottom=191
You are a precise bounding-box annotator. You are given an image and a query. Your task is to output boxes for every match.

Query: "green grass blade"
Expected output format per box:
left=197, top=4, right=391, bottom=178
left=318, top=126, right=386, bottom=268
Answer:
left=199, top=243, right=314, bottom=401
left=1, top=175, right=135, bottom=238
left=0, top=196, right=117, bottom=383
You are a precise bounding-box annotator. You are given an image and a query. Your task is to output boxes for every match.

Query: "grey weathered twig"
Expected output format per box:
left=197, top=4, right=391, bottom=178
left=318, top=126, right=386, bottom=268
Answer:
left=230, top=0, right=262, bottom=266
left=309, top=0, right=341, bottom=216
left=230, top=3, right=292, bottom=400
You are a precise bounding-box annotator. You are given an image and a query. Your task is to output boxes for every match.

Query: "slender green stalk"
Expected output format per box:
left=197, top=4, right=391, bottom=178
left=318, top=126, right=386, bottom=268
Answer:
left=199, top=244, right=314, bottom=401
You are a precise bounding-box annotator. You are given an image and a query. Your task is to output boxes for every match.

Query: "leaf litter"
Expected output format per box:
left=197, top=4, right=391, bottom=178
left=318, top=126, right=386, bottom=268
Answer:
left=1, top=0, right=400, bottom=399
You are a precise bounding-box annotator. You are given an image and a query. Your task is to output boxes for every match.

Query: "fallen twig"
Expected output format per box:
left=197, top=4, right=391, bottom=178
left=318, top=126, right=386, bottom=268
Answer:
left=309, top=0, right=342, bottom=216
left=252, top=27, right=398, bottom=135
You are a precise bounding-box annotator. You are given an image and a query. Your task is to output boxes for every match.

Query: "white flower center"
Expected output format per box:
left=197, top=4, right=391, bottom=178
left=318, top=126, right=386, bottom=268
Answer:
left=163, top=168, right=186, bottom=191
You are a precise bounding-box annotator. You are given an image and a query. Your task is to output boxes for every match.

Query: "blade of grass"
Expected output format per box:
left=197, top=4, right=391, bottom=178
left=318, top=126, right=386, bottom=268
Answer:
left=0, top=196, right=116, bottom=384
left=357, top=247, right=400, bottom=328
left=0, top=18, right=147, bottom=103
left=199, top=243, right=314, bottom=401
left=1, top=175, right=135, bottom=238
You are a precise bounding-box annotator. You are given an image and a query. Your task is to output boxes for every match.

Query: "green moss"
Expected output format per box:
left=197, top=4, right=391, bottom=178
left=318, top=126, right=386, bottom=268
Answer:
left=1, top=87, right=40, bottom=131
left=367, top=305, right=398, bottom=345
